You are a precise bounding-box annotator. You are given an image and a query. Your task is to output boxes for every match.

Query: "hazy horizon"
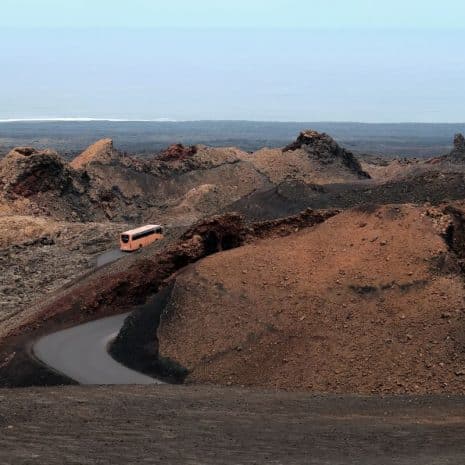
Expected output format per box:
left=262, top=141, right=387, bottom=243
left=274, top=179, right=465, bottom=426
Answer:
left=2, top=118, right=465, bottom=125
left=1, top=1, right=464, bottom=122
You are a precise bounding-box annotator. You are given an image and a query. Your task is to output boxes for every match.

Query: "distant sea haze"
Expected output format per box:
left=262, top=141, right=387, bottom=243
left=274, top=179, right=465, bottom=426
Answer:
left=0, top=118, right=177, bottom=123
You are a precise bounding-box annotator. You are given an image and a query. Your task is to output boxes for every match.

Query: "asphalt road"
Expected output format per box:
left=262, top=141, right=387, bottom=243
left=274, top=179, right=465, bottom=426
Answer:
left=95, top=248, right=126, bottom=268
left=32, top=313, right=161, bottom=385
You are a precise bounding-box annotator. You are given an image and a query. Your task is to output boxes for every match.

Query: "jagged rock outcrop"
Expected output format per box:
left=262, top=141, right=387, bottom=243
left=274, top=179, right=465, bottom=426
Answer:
left=284, top=130, right=370, bottom=179
left=0, top=147, right=77, bottom=198
left=70, top=138, right=117, bottom=170
left=449, top=134, right=465, bottom=160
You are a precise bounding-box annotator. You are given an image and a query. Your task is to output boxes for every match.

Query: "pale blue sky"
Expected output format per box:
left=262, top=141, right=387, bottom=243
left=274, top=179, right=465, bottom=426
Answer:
left=1, top=1, right=464, bottom=122
left=2, top=0, right=465, bottom=29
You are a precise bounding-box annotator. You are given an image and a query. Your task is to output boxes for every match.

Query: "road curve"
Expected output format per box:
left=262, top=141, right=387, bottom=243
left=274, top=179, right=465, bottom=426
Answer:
left=32, top=313, right=161, bottom=385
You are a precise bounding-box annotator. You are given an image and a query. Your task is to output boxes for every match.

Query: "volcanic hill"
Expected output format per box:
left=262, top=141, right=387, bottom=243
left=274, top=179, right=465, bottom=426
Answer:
left=153, top=203, right=465, bottom=394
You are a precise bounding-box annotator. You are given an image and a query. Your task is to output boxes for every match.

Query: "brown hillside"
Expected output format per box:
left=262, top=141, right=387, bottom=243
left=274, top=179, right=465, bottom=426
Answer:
left=158, top=204, right=465, bottom=394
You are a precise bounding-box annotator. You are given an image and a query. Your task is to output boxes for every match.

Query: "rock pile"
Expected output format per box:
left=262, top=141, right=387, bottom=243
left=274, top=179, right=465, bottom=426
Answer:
left=284, top=130, right=370, bottom=179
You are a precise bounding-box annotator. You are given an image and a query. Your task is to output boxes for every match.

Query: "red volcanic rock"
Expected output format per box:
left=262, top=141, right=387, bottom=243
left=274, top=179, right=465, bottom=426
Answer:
left=158, top=144, right=197, bottom=162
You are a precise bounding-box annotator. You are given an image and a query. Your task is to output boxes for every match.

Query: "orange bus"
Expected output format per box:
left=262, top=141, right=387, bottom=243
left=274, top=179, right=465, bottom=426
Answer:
left=120, top=224, right=164, bottom=252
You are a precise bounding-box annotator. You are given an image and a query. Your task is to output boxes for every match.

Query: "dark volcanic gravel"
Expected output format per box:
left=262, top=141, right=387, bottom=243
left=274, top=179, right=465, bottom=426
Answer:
left=1, top=385, right=465, bottom=464
left=230, top=172, right=465, bottom=221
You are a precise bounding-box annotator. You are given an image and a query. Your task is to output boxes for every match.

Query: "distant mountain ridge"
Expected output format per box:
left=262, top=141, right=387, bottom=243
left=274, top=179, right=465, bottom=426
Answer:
left=1, top=121, right=465, bottom=158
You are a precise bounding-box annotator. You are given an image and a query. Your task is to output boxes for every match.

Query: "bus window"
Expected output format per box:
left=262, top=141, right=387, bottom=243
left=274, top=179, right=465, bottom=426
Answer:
left=132, top=229, right=156, bottom=241
left=121, top=234, right=130, bottom=243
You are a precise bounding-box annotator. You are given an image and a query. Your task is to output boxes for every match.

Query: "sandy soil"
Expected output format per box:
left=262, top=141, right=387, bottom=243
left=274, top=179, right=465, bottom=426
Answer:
left=1, top=385, right=465, bottom=465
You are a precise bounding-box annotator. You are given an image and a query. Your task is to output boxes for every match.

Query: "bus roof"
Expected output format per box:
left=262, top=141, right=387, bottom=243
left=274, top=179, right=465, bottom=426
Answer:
left=121, top=224, right=162, bottom=236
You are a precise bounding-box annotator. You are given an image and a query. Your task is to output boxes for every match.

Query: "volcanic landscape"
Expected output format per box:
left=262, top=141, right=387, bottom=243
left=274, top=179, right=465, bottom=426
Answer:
left=2, top=128, right=465, bottom=463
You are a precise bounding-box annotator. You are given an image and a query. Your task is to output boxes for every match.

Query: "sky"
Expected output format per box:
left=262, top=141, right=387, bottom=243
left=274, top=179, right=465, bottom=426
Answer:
left=1, top=0, right=464, bottom=122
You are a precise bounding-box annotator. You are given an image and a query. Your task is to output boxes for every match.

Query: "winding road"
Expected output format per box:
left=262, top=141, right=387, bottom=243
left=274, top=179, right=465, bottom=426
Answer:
left=30, top=247, right=165, bottom=385
left=33, top=313, right=161, bottom=384
left=16, top=246, right=465, bottom=464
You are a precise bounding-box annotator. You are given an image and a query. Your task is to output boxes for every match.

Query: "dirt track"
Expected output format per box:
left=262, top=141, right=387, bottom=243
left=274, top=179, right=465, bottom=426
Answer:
left=1, top=385, right=465, bottom=464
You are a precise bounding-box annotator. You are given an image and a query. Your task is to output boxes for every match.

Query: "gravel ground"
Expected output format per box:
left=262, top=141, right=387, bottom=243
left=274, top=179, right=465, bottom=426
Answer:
left=0, top=220, right=127, bottom=326
left=1, top=385, right=465, bottom=465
